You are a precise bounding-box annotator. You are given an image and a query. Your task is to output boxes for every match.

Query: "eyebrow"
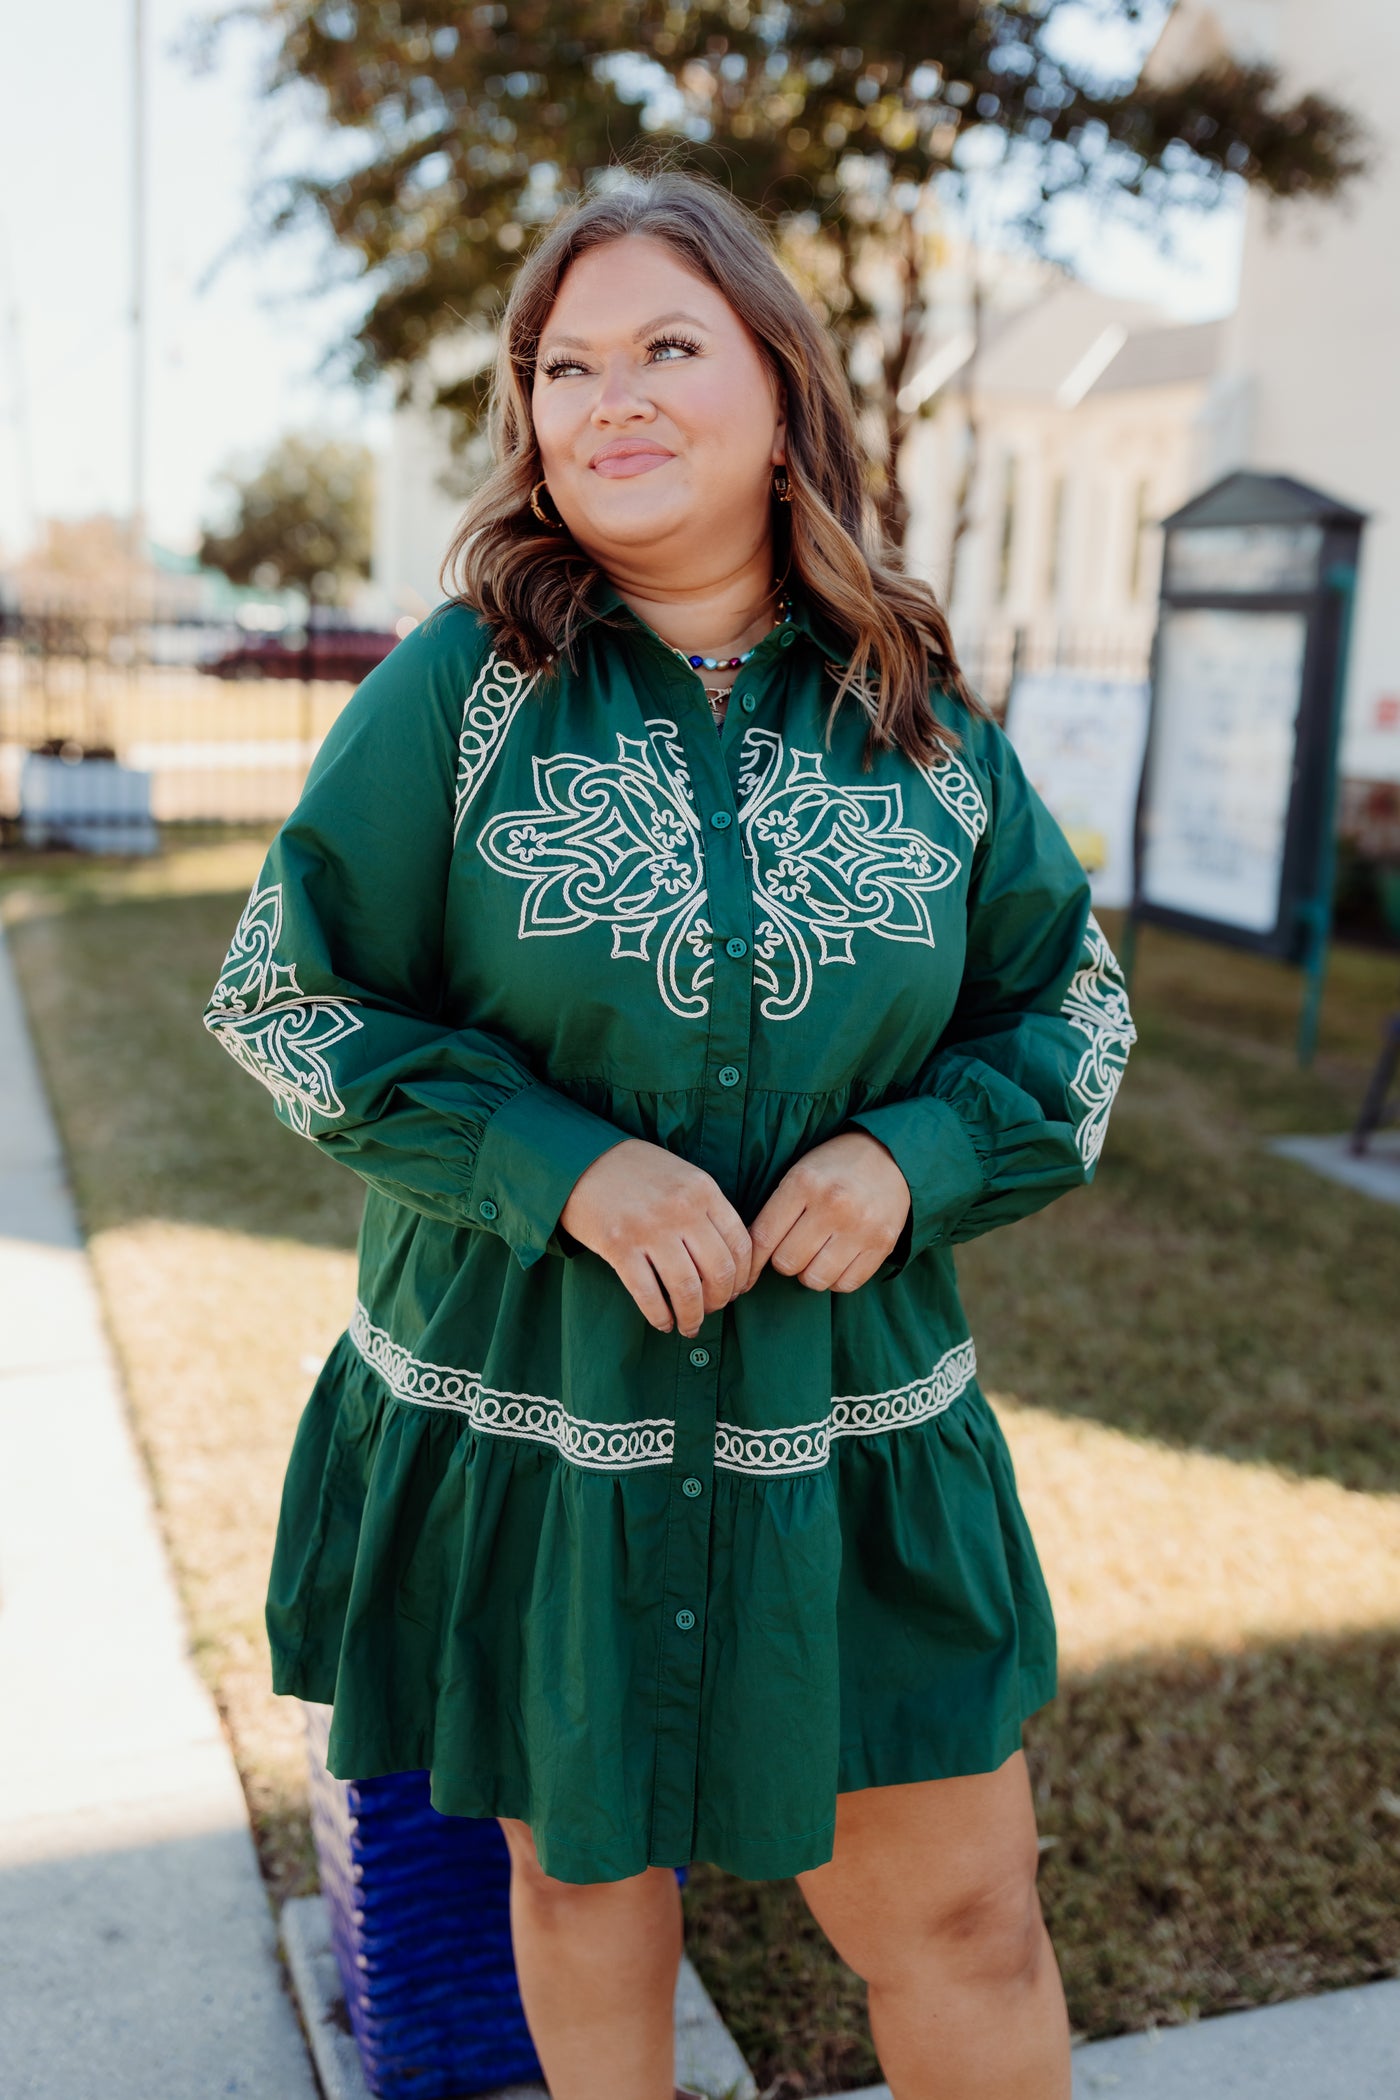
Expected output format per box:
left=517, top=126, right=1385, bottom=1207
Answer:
left=539, top=310, right=712, bottom=352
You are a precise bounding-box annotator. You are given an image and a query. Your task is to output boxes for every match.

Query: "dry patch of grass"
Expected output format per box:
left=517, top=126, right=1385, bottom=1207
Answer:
left=1006, top=1397, right=1400, bottom=1668
left=5, top=852, right=1399, bottom=2091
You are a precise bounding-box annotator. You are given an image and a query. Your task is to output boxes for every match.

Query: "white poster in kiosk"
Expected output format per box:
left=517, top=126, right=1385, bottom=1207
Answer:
left=1139, top=607, right=1308, bottom=935
left=1003, top=674, right=1150, bottom=909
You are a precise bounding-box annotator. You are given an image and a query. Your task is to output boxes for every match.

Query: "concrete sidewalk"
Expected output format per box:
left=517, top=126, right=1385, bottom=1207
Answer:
left=835, top=1976, right=1400, bottom=2099
left=0, top=923, right=320, bottom=2100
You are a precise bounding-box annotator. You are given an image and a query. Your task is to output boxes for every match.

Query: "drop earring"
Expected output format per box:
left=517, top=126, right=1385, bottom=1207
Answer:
left=772, top=463, right=791, bottom=504
left=529, top=479, right=565, bottom=530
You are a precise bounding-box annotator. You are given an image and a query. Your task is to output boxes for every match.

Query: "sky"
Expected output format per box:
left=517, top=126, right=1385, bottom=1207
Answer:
left=0, top=0, right=1244, bottom=562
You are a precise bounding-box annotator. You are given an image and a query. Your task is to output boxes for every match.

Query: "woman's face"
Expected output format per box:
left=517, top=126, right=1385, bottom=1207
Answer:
left=530, top=234, right=787, bottom=577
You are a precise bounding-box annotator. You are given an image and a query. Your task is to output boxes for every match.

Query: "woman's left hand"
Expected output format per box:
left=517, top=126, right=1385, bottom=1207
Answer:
left=745, top=1131, right=911, bottom=1294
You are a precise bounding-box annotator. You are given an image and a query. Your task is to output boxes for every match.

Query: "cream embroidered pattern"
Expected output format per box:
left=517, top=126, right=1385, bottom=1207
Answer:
left=1062, top=912, right=1136, bottom=1165
left=204, top=882, right=363, bottom=1135
left=477, top=720, right=969, bottom=1024
left=476, top=719, right=713, bottom=1020
left=715, top=1339, right=978, bottom=1475
left=349, top=1303, right=976, bottom=1478
left=922, top=752, right=988, bottom=844
left=350, top=1303, right=675, bottom=1470
left=737, top=729, right=963, bottom=1020
left=453, top=651, right=539, bottom=842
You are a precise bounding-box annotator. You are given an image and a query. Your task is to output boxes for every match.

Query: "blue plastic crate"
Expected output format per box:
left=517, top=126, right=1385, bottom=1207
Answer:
left=302, top=1700, right=686, bottom=2099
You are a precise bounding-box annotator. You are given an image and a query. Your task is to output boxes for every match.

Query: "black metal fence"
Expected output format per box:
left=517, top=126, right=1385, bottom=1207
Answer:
left=0, top=598, right=1152, bottom=852
left=0, top=599, right=383, bottom=848
left=960, top=622, right=1153, bottom=716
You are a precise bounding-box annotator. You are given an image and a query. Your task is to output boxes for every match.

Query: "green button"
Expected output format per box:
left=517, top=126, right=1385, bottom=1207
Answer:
left=478, top=1198, right=499, bottom=1221
left=716, top=1065, right=741, bottom=1088
left=725, top=936, right=748, bottom=959
left=779, top=629, right=796, bottom=647
left=709, top=810, right=732, bottom=831
left=682, top=1476, right=704, bottom=1498
left=688, top=1346, right=711, bottom=1369
left=741, top=694, right=758, bottom=713
left=675, top=1608, right=696, bottom=1631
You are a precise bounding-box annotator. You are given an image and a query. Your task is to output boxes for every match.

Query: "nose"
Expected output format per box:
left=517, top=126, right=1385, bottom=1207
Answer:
left=590, top=354, right=658, bottom=426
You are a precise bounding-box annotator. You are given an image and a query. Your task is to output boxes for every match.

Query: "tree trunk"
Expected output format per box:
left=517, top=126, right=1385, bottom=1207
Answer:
left=943, top=265, right=985, bottom=613
left=873, top=205, right=925, bottom=556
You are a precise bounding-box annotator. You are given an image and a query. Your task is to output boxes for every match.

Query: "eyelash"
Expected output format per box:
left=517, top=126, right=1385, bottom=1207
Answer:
left=540, top=332, right=703, bottom=381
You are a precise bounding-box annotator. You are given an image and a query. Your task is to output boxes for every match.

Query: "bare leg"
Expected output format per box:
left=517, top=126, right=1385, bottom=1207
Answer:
left=795, top=1752, right=1070, bottom=2100
left=498, top=1817, right=684, bottom=2100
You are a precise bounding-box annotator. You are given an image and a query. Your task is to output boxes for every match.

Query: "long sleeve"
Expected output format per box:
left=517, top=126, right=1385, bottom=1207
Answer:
left=847, top=715, right=1136, bottom=1259
left=201, top=608, right=628, bottom=1268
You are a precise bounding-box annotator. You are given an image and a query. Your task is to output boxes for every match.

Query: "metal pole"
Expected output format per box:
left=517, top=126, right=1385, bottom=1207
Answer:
left=0, top=213, right=38, bottom=549
left=1117, top=908, right=1139, bottom=999
left=131, top=0, right=146, bottom=562
left=1296, top=561, right=1358, bottom=1067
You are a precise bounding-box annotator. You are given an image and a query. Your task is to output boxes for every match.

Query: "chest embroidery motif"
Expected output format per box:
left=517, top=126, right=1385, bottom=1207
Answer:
left=477, top=721, right=713, bottom=1020
left=204, top=882, right=364, bottom=1134
left=738, top=729, right=963, bottom=1019
left=477, top=719, right=965, bottom=1023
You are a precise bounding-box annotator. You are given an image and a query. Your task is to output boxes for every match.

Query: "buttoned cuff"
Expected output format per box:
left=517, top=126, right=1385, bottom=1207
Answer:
left=846, top=1095, right=987, bottom=1266
left=470, top=1082, right=630, bottom=1268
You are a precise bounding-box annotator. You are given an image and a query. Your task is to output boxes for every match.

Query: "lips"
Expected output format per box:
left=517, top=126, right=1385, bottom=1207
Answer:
left=589, top=442, right=675, bottom=479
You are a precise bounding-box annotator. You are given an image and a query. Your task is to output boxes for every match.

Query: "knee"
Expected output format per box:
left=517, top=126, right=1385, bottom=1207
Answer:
left=914, top=1867, right=1046, bottom=1993
left=847, top=1856, right=1045, bottom=1997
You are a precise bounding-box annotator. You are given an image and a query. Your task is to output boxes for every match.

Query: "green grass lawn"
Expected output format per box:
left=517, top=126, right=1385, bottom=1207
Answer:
left=4, top=839, right=1399, bottom=2093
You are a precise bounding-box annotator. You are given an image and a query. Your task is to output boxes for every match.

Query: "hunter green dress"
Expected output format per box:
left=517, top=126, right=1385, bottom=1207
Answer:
left=203, top=582, right=1135, bottom=1884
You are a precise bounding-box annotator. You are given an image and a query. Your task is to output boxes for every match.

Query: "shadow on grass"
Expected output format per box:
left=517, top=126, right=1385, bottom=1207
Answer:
left=682, top=1626, right=1400, bottom=2095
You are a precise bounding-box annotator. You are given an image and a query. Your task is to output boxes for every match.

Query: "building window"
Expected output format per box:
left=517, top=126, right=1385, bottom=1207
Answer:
left=998, top=454, right=1019, bottom=602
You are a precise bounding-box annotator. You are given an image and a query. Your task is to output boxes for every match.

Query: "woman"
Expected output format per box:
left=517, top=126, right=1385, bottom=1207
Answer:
left=204, top=170, right=1134, bottom=2100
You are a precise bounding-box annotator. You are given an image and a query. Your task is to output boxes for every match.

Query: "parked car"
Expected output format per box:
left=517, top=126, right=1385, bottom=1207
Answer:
left=205, top=628, right=401, bottom=683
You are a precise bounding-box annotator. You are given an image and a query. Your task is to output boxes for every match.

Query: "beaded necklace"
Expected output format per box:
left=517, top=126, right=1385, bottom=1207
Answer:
left=667, top=586, right=791, bottom=730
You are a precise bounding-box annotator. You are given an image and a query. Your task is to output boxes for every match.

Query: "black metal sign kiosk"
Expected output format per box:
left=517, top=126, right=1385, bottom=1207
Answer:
left=1129, top=469, right=1366, bottom=1063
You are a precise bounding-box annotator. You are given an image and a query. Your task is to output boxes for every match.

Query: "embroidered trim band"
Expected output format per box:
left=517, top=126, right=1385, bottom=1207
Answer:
left=922, top=754, right=988, bottom=844
left=454, top=652, right=539, bottom=842
left=349, top=1303, right=675, bottom=1470
left=348, top=1302, right=977, bottom=1477
left=714, top=1339, right=978, bottom=1475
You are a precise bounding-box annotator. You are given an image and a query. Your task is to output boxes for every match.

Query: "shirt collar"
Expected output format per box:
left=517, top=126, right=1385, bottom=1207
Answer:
left=578, top=572, right=850, bottom=667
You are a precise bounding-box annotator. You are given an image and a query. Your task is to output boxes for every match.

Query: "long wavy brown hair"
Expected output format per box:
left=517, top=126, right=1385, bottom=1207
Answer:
left=440, top=168, right=979, bottom=764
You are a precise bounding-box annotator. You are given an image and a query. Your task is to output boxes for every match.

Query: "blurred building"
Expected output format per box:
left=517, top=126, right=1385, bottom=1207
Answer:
left=900, top=285, right=1223, bottom=691
left=1165, top=0, right=1400, bottom=784
left=372, top=0, right=1398, bottom=778
left=370, top=333, right=494, bottom=624
left=889, top=0, right=1398, bottom=778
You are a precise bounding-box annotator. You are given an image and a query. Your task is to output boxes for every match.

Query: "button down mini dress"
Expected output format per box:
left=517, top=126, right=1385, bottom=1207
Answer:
left=203, top=585, right=1136, bottom=1885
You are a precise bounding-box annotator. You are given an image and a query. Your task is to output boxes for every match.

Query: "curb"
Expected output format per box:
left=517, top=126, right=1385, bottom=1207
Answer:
left=280, top=1892, right=759, bottom=2100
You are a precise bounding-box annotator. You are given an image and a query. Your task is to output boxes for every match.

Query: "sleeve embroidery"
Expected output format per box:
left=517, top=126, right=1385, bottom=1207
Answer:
left=203, top=880, right=364, bottom=1135
left=1062, top=912, right=1137, bottom=1166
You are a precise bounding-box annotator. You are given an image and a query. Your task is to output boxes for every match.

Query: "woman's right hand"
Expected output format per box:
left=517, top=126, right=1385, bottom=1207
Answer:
left=559, top=1140, right=753, bottom=1338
